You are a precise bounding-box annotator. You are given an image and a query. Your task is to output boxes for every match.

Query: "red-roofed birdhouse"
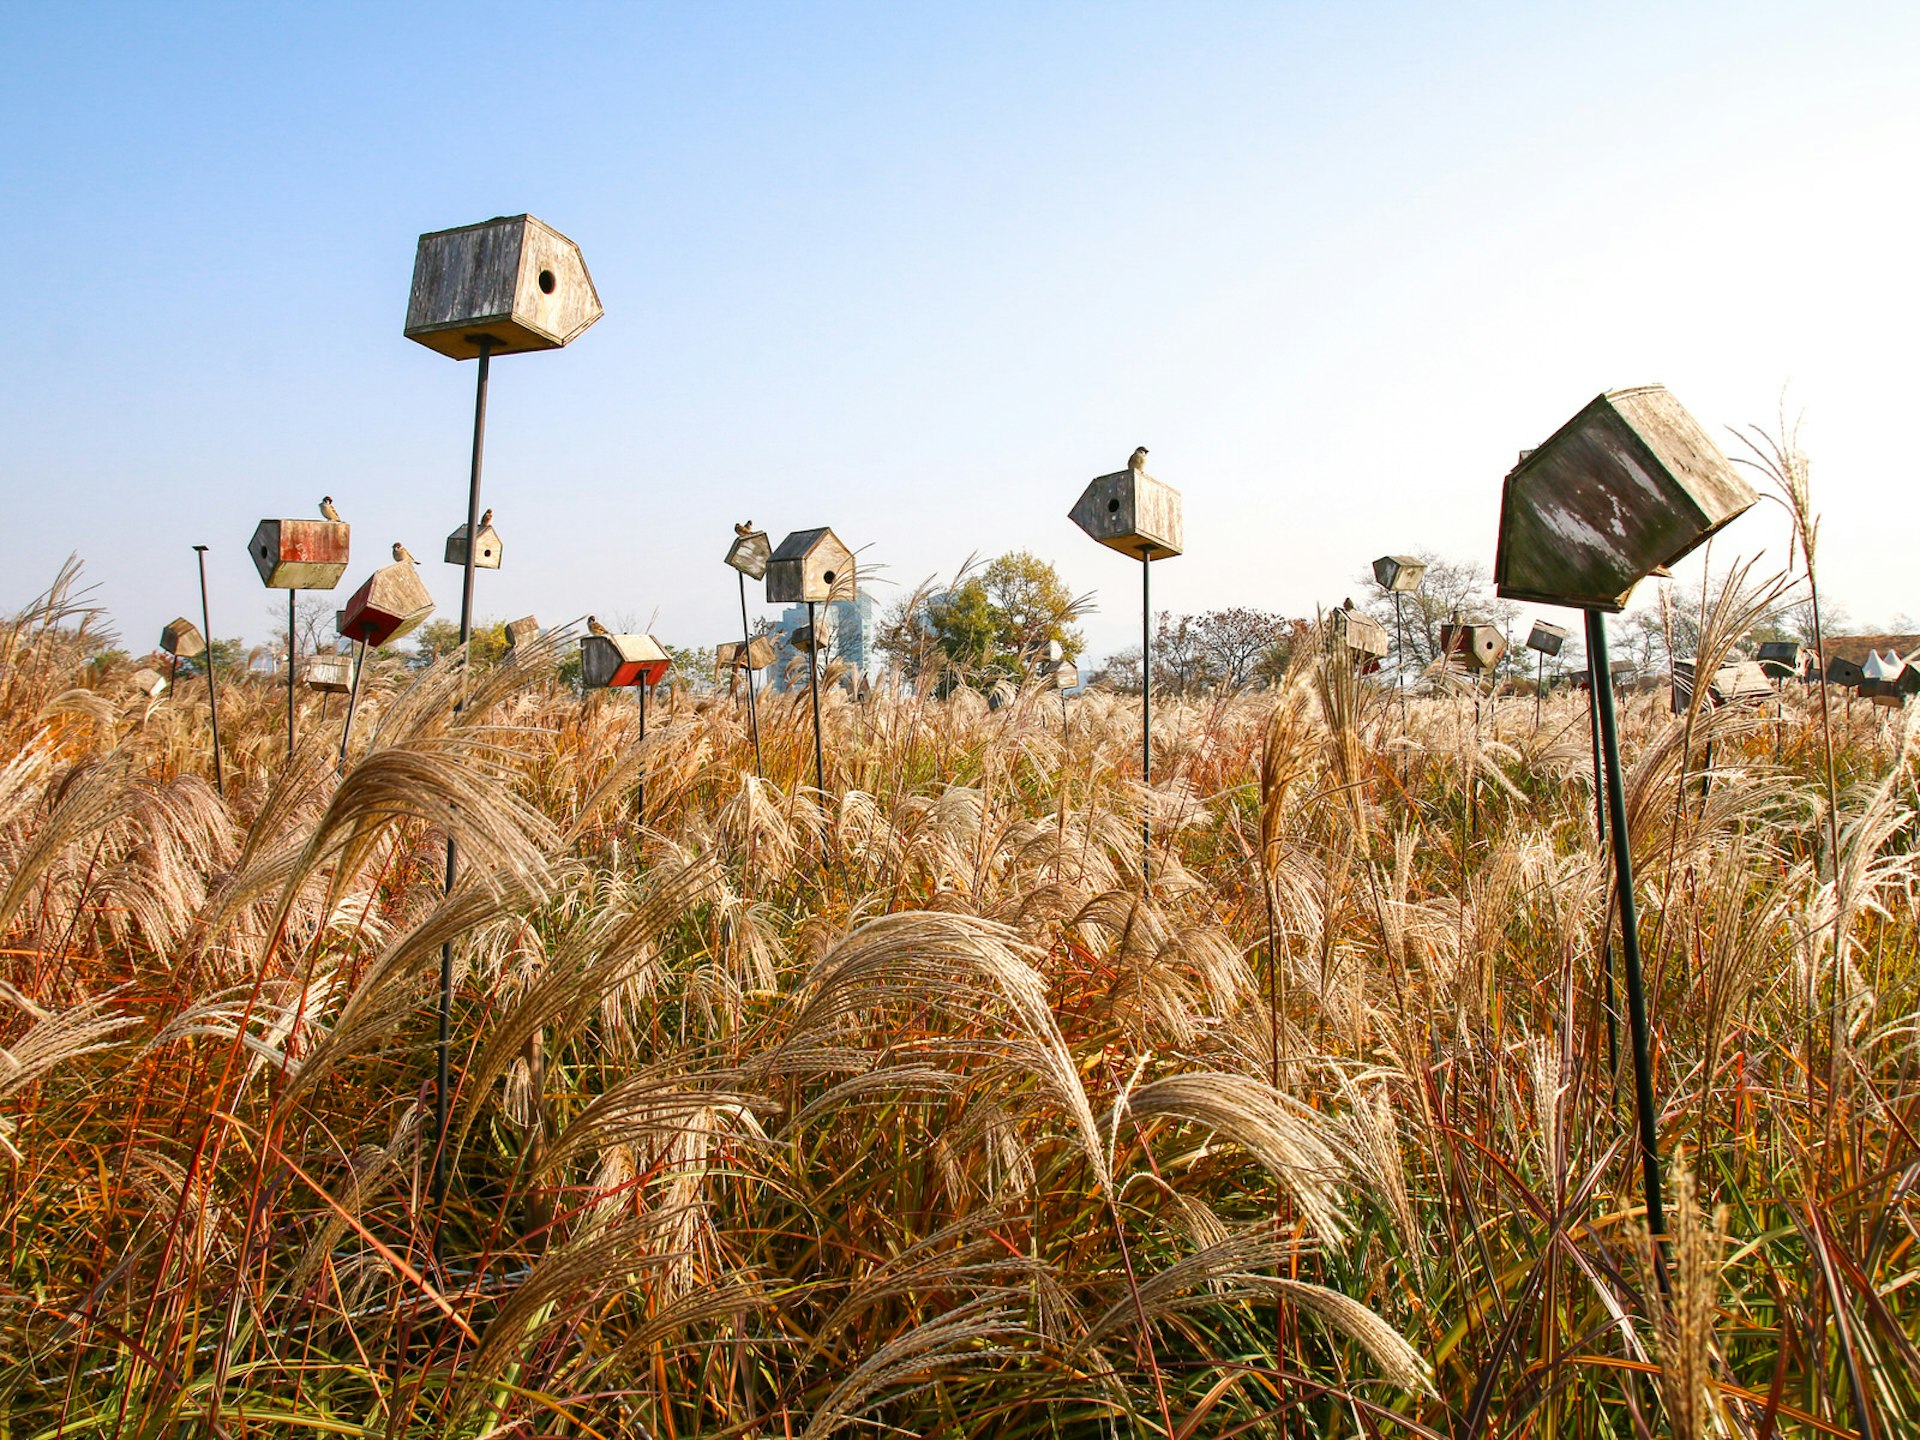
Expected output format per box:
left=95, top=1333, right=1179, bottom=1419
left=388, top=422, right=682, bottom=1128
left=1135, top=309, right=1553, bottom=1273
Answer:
left=581, top=633, right=671, bottom=688
left=250, top=519, right=350, bottom=589
left=337, top=562, right=435, bottom=647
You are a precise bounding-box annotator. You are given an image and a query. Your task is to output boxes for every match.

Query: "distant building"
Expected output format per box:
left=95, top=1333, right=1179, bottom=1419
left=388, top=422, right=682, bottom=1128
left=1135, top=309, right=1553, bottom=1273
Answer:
left=768, top=593, right=880, bottom=692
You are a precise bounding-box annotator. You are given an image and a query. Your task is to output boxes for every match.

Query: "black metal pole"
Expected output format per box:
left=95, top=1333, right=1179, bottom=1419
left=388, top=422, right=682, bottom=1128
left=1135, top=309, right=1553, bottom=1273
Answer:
left=436, top=336, right=492, bottom=1228
left=738, top=569, right=764, bottom=778
left=1141, top=547, right=1153, bottom=884
left=1393, top=590, right=1408, bottom=731
left=194, top=545, right=223, bottom=797
left=337, top=639, right=367, bottom=774
left=807, top=600, right=826, bottom=799
left=635, top=678, right=648, bottom=824
left=1587, top=645, right=1620, bottom=1079
left=1535, top=650, right=1545, bottom=730
left=1586, top=610, right=1666, bottom=1248
left=288, top=588, right=298, bottom=762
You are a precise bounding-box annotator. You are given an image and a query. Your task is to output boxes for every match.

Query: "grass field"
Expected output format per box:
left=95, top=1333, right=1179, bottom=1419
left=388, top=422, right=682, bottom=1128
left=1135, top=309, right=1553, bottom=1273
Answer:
left=2, top=559, right=1915, bottom=1438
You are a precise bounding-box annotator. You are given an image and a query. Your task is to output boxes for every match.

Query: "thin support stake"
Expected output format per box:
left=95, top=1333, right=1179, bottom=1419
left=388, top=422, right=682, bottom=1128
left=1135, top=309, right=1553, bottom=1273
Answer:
left=1586, top=609, right=1667, bottom=1258
left=337, top=638, right=367, bottom=774
left=1393, top=590, right=1408, bottom=731
left=288, top=588, right=298, bottom=761
left=635, top=679, right=648, bottom=824
left=194, top=545, right=223, bottom=797
left=807, top=600, right=826, bottom=800
left=1141, top=546, right=1153, bottom=885
left=1587, top=647, right=1619, bottom=1080
left=436, top=336, right=492, bottom=1233
left=739, top=569, right=764, bottom=778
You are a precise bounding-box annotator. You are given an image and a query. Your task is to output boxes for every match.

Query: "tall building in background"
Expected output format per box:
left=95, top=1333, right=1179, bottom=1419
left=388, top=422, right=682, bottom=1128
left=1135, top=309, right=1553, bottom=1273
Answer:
left=768, top=593, right=879, bottom=692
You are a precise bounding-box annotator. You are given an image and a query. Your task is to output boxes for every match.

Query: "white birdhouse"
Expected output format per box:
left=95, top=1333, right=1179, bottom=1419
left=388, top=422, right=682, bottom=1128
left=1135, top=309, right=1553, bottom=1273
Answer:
left=725, top=529, right=773, bottom=579
left=1372, top=555, right=1426, bottom=594
left=444, top=522, right=503, bottom=570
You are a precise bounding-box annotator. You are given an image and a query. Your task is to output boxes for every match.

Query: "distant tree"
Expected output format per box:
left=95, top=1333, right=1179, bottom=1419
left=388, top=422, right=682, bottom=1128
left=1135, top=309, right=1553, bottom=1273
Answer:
left=884, top=551, right=1088, bottom=690
left=979, top=551, right=1088, bottom=663
left=1190, top=607, right=1303, bottom=691
left=410, top=619, right=510, bottom=669
left=663, top=642, right=715, bottom=690
left=1150, top=612, right=1214, bottom=697
left=1091, top=646, right=1144, bottom=693
left=268, top=595, right=337, bottom=657
left=1357, top=551, right=1520, bottom=678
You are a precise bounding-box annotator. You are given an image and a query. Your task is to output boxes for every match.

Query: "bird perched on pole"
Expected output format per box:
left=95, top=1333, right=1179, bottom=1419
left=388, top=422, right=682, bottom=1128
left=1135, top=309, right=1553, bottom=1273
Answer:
left=479, top=507, right=493, bottom=528
left=320, top=496, right=342, bottom=521
left=587, top=615, right=610, bottom=636
left=1129, top=446, right=1148, bottom=473
left=393, top=542, right=420, bottom=565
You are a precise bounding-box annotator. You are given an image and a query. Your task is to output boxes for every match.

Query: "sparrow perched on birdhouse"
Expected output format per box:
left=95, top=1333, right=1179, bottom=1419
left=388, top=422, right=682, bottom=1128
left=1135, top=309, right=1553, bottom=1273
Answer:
left=1129, top=447, right=1148, bottom=472
left=393, top=542, right=420, bottom=565
left=479, top=508, right=493, bottom=528
left=735, top=520, right=754, bottom=536
left=320, top=496, right=342, bottom=521
left=587, top=615, right=610, bottom=636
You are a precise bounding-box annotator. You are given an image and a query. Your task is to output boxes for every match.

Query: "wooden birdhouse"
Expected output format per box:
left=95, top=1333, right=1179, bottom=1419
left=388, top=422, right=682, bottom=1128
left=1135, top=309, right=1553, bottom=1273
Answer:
left=1372, top=555, right=1426, bottom=593
left=718, top=635, right=777, bottom=671
left=1441, top=621, right=1507, bottom=673
left=1525, top=620, right=1569, bottom=656
left=1050, top=659, right=1081, bottom=691
left=725, top=529, right=772, bottom=579
left=444, top=522, right=502, bottom=569
left=1069, top=466, right=1184, bottom=558
left=305, top=653, right=355, bottom=693
left=1826, top=656, right=1865, bottom=689
left=1672, top=658, right=1773, bottom=713
left=128, top=667, right=166, bottom=698
left=504, top=616, right=540, bottom=652
left=1328, top=605, right=1389, bottom=664
left=581, top=633, right=671, bottom=689
left=404, top=214, right=603, bottom=360
left=788, top=624, right=818, bottom=655
left=337, top=561, right=435, bottom=647
left=160, top=617, right=206, bottom=659
left=1754, top=640, right=1803, bottom=678
left=765, top=528, right=855, bottom=604
left=1494, top=386, right=1756, bottom=612
left=250, top=519, right=351, bottom=589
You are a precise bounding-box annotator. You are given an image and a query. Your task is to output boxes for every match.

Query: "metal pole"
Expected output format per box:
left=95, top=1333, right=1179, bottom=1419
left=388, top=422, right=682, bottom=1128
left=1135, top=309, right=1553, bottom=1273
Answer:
left=337, top=639, right=367, bottom=773
left=194, top=546, right=223, bottom=797
left=1141, top=547, right=1153, bottom=884
left=288, top=588, right=298, bottom=761
left=635, top=678, right=648, bottom=824
left=807, top=600, right=826, bottom=799
left=1536, top=650, right=1545, bottom=730
left=436, top=336, right=492, bottom=1227
left=1588, top=647, right=1619, bottom=1078
left=738, top=569, right=764, bottom=778
left=1585, top=609, right=1666, bottom=1251
left=1393, top=590, right=1408, bottom=731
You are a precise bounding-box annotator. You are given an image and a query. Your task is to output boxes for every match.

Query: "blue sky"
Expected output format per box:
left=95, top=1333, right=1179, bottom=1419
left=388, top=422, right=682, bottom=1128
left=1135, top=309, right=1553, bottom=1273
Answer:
left=3, top=3, right=1916, bottom=659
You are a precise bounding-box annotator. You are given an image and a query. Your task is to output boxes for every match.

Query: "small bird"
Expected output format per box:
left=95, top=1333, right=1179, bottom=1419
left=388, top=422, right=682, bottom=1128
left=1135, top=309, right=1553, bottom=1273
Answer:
left=587, top=615, right=610, bottom=636
left=319, top=495, right=341, bottom=521
left=1128, top=446, right=1148, bottom=472
left=479, top=507, right=493, bottom=528
left=734, top=520, right=754, bottom=536
left=393, top=542, right=419, bottom=565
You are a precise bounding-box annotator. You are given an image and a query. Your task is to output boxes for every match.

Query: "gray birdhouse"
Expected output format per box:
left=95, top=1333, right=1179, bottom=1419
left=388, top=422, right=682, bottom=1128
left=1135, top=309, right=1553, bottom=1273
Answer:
left=504, top=616, right=540, bottom=652
left=1328, top=604, right=1389, bottom=664
left=1050, top=659, right=1081, bottom=691
left=1441, top=621, right=1507, bottom=673
left=725, top=529, right=772, bottom=579
left=305, top=653, right=355, bottom=693
left=1069, top=465, right=1184, bottom=558
left=1755, top=640, right=1803, bottom=678
left=1372, top=555, right=1426, bottom=594
left=404, top=214, right=603, bottom=361
left=1826, top=656, right=1864, bottom=689
left=766, top=528, right=855, bottom=604
left=160, top=617, right=206, bottom=659
left=581, top=633, right=671, bottom=688
left=337, top=561, right=435, bottom=647
left=718, top=635, right=777, bottom=671
left=1673, top=658, right=1773, bottom=713
left=788, top=624, right=818, bottom=655
left=250, top=519, right=351, bottom=590
left=445, top=522, right=502, bottom=570
left=1494, top=386, right=1757, bottom=612
left=1525, top=620, right=1569, bottom=657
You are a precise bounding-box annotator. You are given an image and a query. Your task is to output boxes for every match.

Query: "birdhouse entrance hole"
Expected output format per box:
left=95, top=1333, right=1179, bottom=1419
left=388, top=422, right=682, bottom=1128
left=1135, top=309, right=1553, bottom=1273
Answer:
left=1107, top=498, right=1120, bottom=513
left=823, top=569, right=837, bottom=584
left=538, top=269, right=556, bottom=294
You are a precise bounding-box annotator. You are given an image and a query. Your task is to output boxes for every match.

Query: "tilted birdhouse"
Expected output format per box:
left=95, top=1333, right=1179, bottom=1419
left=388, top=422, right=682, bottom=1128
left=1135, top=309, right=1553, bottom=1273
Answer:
left=1494, top=386, right=1756, bottom=612
left=404, top=214, right=602, bottom=361
left=444, top=522, right=502, bottom=569
left=718, top=635, right=777, bottom=671
left=160, top=617, right=206, bottom=658
left=1327, top=604, right=1389, bottom=664
left=504, top=616, right=540, bottom=651
left=305, top=652, right=355, bottom=693
left=1525, top=620, right=1569, bottom=656
left=725, top=529, right=772, bottom=579
left=250, top=519, right=351, bottom=589
left=765, top=528, right=855, bottom=604
left=1754, top=640, right=1803, bottom=678
left=788, top=624, right=818, bottom=655
left=128, top=667, right=166, bottom=698
left=1441, top=622, right=1507, bottom=673
left=1672, top=658, right=1773, bottom=713
left=337, top=561, right=435, bottom=647
left=1069, top=466, right=1184, bottom=558
left=1826, top=656, right=1865, bottom=689
left=581, top=633, right=671, bottom=689
left=1372, top=555, right=1426, bottom=593
left=1050, top=659, right=1081, bottom=691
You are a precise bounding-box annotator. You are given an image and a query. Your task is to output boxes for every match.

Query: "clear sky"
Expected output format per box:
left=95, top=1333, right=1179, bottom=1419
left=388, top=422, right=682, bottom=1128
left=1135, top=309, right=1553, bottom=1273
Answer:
left=3, top=2, right=1916, bottom=661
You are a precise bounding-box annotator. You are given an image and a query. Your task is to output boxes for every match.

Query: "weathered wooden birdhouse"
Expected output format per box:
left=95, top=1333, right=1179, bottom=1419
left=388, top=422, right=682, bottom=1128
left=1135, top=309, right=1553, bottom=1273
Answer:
left=765, top=528, right=855, bottom=604
left=1672, top=659, right=1773, bottom=713
left=1327, top=605, right=1389, bottom=665
left=1754, top=640, right=1803, bottom=678
left=1050, top=659, right=1081, bottom=691
left=1525, top=620, right=1569, bottom=657
left=250, top=519, right=351, bottom=589
left=160, top=617, right=206, bottom=658
left=1826, top=656, right=1865, bottom=689
left=1069, top=465, right=1184, bottom=558
left=718, top=635, right=777, bottom=671
left=337, top=561, right=435, bottom=647
left=444, top=521, right=502, bottom=570
left=504, top=616, right=540, bottom=652
left=581, top=633, right=671, bottom=689
left=1494, top=386, right=1756, bottom=612
left=1372, top=555, right=1426, bottom=593
left=725, top=529, right=772, bottom=579
left=1442, top=622, right=1507, bottom=673
left=788, top=624, right=819, bottom=655
left=128, top=667, right=166, bottom=698
left=305, top=652, right=355, bottom=693
left=404, top=214, right=603, bottom=360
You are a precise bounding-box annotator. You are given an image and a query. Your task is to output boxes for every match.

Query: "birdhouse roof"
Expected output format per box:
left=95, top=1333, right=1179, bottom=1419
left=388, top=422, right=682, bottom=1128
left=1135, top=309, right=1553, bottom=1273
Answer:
left=770, top=527, right=848, bottom=563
